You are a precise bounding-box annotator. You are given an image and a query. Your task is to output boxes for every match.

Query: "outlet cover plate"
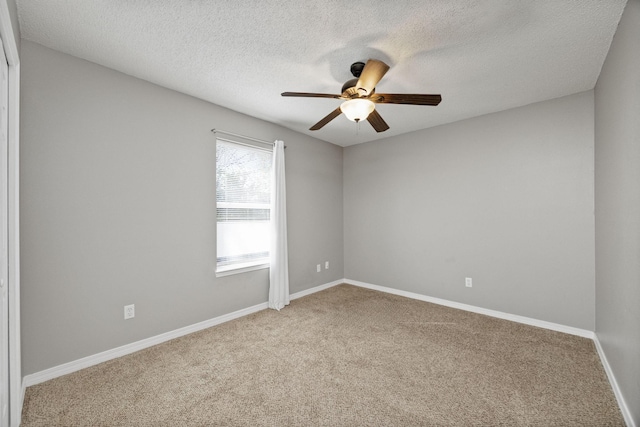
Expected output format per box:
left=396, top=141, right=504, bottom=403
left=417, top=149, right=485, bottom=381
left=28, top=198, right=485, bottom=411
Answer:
left=124, top=304, right=135, bottom=319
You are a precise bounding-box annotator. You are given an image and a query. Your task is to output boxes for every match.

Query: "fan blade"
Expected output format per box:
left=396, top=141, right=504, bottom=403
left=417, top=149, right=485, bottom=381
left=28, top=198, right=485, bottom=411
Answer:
left=310, top=107, right=342, bottom=130
left=356, top=59, right=390, bottom=96
left=281, top=92, right=343, bottom=99
left=367, top=109, right=390, bottom=133
left=371, top=93, right=442, bottom=105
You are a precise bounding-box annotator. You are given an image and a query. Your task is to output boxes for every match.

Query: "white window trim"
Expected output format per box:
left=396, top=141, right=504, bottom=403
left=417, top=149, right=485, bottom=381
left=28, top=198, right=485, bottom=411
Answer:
left=215, top=262, right=269, bottom=278
left=216, top=136, right=273, bottom=153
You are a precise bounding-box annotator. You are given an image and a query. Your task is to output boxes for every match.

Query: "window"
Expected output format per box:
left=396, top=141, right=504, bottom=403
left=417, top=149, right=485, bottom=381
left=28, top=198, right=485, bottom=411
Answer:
left=216, top=138, right=272, bottom=275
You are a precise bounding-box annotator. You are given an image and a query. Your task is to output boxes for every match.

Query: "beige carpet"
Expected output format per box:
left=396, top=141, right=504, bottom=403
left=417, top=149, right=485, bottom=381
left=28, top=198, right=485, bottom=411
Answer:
left=22, top=284, right=624, bottom=426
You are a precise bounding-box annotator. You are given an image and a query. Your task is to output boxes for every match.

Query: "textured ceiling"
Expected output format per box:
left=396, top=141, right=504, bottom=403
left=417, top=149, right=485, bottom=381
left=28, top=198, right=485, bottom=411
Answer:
left=17, top=0, right=626, bottom=147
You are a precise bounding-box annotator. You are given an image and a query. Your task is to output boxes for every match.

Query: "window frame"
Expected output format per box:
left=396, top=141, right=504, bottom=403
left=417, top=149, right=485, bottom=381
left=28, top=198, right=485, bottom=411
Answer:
left=215, top=137, right=272, bottom=277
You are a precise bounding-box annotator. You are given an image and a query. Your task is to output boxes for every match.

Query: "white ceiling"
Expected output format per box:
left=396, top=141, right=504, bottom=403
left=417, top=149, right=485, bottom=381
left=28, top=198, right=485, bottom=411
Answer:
left=16, top=0, right=626, bottom=147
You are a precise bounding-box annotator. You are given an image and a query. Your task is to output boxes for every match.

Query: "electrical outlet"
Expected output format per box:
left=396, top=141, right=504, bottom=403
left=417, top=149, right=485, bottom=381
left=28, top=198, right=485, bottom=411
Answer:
left=465, top=278, right=473, bottom=288
left=325, top=261, right=329, bottom=270
left=124, top=304, right=135, bottom=319
left=316, top=264, right=321, bottom=273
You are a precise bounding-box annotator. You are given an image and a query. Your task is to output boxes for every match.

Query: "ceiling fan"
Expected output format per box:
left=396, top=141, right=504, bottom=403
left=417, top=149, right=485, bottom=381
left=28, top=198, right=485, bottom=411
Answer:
left=282, top=59, right=442, bottom=133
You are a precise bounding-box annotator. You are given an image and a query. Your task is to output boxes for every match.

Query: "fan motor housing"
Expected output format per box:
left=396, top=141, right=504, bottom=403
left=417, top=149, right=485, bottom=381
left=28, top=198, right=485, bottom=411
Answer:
left=341, top=78, right=359, bottom=94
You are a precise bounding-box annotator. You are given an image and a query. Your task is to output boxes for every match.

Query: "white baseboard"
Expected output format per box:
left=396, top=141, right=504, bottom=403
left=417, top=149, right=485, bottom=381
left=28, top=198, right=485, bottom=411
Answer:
left=23, top=300, right=266, bottom=387
left=343, top=280, right=640, bottom=425
left=21, top=278, right=634, bottom=426
left=290, top=279, right=343, bottom=300
left=343, top=279, right=594, bottom=339
left=593, top=335, right=636, bottom=427
left=22, top=279, right=344, bottom=388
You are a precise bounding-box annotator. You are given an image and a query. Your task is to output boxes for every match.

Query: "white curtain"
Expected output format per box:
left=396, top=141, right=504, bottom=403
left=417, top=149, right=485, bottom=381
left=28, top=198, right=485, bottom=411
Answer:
left=269, top=140, right=290, bottom=310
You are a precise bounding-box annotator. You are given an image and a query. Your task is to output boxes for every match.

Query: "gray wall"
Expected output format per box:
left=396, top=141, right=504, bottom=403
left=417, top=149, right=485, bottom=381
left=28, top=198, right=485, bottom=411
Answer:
left=344, top=91, right=595, bottom=330
left=594, top=0, right=640, bottom=422
left=20, top=40, right=343, bottom=375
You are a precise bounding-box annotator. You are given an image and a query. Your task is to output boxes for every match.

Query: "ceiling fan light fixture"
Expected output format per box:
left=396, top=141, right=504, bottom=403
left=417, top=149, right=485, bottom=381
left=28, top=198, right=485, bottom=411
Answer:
left=340, top=98, right=375, bottom=122
left=282, top=59, right=441, bottom=132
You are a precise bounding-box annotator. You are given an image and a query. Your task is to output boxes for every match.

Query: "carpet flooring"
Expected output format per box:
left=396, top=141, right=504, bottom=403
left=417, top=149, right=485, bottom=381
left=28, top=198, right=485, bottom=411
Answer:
left=21, top=284, right=624, bottom=426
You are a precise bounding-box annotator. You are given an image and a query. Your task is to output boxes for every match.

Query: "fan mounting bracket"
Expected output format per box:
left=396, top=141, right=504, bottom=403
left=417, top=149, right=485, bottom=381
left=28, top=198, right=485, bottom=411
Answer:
left=350, top=62, right=366, bottom=78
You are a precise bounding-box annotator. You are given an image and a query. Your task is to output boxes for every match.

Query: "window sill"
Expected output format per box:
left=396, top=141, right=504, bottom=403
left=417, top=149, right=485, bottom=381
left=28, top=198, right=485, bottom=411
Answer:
left=216, top=262, right=270, bottom=278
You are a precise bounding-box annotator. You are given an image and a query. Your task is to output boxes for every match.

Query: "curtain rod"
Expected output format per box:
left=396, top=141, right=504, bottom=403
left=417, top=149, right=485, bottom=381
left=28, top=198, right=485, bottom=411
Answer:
left=211, top=128, right=275, bottom=146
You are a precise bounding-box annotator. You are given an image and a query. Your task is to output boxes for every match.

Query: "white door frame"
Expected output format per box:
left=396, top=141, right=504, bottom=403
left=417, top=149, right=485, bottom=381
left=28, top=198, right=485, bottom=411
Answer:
left=0, top=2, right=19, bottom=427
left=0, top=33, right=8, bottom=427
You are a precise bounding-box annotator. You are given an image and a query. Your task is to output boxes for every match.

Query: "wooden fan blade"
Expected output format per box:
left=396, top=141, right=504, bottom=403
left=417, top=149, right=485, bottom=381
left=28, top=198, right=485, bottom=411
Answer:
left=371, top=93, right=442, bottom=105
left=356, top=59, right=390, bottom=96
left=310, top=107, right=342, bottom=130
left=367, top=109, right=390, bottom=133
left=281, top=92, right=343, bottom=99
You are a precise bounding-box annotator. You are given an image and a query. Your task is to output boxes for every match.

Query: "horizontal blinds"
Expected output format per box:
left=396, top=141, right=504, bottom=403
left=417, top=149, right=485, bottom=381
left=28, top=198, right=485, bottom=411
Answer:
left=216, top=139, right=272, bottom=269
left=216, top=139, right=271, bottom=205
